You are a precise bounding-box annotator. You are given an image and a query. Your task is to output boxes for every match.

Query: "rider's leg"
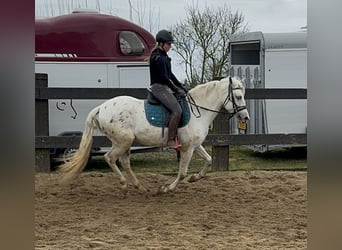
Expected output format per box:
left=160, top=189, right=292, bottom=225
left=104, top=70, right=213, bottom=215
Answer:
left=150, top=84, right=183, bottom=148
left=166, top=112, right=181, bottom=147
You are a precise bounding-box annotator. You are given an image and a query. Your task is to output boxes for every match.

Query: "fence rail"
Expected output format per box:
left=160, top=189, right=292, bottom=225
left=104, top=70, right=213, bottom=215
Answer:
left=36, top=87, right=307, bottom=100
left=35, top=73, right=307, bottom=172
left=36, top=134, right=306, bottom=148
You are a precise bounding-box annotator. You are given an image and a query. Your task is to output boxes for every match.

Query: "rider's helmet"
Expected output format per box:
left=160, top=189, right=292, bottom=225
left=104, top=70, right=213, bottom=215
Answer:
left=156, top=30, right=174, bottom=44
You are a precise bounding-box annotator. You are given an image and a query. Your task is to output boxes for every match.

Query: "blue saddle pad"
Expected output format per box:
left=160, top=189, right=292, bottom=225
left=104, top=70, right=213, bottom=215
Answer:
left=144, top=97, right=190, bottom=127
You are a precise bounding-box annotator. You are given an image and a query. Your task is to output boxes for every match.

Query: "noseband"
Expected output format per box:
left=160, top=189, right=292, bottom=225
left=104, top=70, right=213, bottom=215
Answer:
left=222, top=82, right=247, bottom=116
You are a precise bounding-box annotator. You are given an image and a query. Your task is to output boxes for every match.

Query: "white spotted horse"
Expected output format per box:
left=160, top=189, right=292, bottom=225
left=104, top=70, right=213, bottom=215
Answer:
left=58, top=76, right=250, bottom=193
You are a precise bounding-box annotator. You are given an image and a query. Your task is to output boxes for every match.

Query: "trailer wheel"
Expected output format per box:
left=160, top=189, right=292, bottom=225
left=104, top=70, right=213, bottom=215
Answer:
left=62, top=147, right=78, bottom=161
left=62, top=147, right=92, bottom=163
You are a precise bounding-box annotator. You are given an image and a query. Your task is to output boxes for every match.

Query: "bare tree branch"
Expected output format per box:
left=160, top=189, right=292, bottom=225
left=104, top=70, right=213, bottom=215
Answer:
left=170, top=4, right=249, bottom=85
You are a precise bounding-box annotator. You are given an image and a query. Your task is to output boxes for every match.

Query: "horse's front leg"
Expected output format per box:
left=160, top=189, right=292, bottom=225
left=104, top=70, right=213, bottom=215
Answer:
left=188, top=145, right=212, bottom=183
left=159, top=149, right=194, bottom=193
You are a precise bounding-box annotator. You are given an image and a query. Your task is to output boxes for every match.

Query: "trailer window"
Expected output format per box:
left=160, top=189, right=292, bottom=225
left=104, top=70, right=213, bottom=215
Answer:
left=231, top=42, right=260, bottom=65
left=119, top=31, right=145, bottom=55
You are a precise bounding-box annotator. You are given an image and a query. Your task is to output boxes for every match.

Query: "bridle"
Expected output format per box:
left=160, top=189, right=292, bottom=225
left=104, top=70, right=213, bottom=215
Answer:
left=186, top=78, right=247, bottom=119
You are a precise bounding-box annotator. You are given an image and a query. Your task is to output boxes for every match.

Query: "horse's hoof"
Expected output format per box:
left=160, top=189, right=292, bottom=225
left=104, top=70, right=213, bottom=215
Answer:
left=120, top=185, right=128, bottom=195
left=157, top=185, right=169, bottom=194
left=188, top=174, right=207, bottom=183
left=188, top=175, right=199, bottom=183
left=137, top=186, right=149, bottom=194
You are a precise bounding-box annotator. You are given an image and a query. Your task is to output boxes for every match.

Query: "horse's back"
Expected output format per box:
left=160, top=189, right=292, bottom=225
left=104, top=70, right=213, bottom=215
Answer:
left=97, top=96, right=144, bottom=128
left=100, top=95, right=142, bottom=111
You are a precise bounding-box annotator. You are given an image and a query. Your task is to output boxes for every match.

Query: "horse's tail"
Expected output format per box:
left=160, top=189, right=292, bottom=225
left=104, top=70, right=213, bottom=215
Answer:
left=58, top=106, right=99, bottom=183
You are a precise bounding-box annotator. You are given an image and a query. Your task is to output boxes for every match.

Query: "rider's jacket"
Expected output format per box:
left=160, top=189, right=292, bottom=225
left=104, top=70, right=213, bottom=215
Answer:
left=149, top=47, right=183, bottom=92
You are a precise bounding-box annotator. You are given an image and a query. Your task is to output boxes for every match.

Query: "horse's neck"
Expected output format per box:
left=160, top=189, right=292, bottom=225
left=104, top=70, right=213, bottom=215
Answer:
left=190, top=84, right=225, bottom=126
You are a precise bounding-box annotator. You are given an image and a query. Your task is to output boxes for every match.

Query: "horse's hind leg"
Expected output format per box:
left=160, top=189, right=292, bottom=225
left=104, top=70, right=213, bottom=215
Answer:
left=188, top=145, right=212, bottom=183
left=119, top=151, right=148, bottom=193
left=104, top=147, right=129, bottom=193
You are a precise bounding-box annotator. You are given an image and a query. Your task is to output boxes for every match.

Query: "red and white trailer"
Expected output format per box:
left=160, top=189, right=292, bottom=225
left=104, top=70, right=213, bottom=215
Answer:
left=35, top=10, right=155, bottom=158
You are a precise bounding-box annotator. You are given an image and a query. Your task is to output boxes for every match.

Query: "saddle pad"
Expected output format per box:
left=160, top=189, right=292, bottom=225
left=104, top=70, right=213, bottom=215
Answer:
left=144, top=97, right=191, bottom=127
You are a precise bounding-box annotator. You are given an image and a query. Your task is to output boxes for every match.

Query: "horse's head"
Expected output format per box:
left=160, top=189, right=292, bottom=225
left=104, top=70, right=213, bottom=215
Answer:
left=222, top=76, right=250, bottom=122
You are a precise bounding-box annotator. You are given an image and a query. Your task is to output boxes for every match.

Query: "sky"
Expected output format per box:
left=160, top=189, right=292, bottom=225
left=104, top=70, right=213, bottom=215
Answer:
left=145, top=0, right=307, bottom=33
left=35, top=0, right=307, bottom=33
left=35, top=0, right=307, bottom=79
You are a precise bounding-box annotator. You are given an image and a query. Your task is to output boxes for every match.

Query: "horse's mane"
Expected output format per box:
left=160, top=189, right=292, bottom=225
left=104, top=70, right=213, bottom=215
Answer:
left=188, top=77, right=245, bottom=103
left=189, top=80, right=222, bottom=100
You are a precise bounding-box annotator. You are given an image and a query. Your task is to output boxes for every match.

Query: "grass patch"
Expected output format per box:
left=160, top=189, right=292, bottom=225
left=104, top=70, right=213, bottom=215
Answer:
left=228, top=146, right=307, bottom=171
left=84, top=146, right=307, bottom=173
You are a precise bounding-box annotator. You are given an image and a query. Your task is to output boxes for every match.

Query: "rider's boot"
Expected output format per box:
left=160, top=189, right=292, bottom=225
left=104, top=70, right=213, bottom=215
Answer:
left=167, top=136, right=181, bottom=150
left=167, top=114, right=181, bottom=150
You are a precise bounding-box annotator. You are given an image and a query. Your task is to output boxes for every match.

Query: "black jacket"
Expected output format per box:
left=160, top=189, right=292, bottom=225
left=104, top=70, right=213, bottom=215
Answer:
left=149, top=47, right=183, bottom=92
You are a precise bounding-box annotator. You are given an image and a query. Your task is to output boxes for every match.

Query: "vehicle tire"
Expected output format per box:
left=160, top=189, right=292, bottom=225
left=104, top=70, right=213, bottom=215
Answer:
left=62, top=147, right=92, bottom=164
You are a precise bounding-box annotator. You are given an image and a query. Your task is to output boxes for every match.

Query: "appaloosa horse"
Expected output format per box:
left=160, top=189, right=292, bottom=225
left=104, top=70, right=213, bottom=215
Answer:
left=59, top=76, right=250, bottom=193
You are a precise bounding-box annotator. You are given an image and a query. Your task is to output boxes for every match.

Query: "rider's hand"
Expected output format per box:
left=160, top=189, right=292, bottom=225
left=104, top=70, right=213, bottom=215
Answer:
left=177, top=88, right=186, bottom=96
left=181, top=83, right=190, bottom=93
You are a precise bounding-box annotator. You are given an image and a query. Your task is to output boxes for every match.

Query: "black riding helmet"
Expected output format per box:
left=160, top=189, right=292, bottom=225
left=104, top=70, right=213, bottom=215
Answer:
left=156, top=29, right=174, bottom=44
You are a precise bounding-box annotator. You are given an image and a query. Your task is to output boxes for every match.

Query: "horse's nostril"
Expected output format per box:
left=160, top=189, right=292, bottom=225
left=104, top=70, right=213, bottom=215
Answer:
left=245, top=117, right=250, bottom=121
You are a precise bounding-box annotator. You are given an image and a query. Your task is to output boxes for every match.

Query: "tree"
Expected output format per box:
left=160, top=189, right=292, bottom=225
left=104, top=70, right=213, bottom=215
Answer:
left=127, top=0, right=160, bottom=33
left=170, top=4, right=248, bottom=86
left=35, top=0, right=159, bottom=34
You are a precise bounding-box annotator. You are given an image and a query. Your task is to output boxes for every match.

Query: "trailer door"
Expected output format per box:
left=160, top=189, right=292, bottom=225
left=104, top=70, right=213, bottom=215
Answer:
left=230, top=41, right=265, bottom=136
left=264, top=48, right=307, bottom=134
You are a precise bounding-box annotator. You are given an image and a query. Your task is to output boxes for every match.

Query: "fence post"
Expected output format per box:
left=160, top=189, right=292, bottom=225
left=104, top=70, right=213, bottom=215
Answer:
left=212, top=113, right=230, bottom=171
left=35, top=73, right=51, bottom=172
left=211, top=76, right=230, bottom=171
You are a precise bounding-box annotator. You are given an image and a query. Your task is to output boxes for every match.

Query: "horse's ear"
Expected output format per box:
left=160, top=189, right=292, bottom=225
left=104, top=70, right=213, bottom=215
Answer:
left=240, top=77, right=247, bottom=88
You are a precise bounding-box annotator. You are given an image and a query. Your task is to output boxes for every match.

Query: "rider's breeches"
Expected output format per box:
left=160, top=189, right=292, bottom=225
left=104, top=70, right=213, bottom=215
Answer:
left=150, top=83, right=183, bottom=140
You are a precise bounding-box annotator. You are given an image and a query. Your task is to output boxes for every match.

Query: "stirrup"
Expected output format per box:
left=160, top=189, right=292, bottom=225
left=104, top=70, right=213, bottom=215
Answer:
left=166, top=137, right=182, bottom=151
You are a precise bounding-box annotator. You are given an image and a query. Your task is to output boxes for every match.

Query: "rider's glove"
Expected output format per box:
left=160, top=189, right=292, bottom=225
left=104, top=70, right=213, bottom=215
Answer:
left=181, top=83, right=190, bottom=93
left=177, top=88, right=186, bottom=96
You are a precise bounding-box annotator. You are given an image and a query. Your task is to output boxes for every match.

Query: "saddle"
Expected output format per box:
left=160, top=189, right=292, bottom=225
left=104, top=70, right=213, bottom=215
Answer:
left=144, top=88, right=190, bottom=128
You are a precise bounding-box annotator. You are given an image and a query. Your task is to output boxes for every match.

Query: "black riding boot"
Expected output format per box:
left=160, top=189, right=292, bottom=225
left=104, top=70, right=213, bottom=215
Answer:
left=167, top=113, right=181, bottom=149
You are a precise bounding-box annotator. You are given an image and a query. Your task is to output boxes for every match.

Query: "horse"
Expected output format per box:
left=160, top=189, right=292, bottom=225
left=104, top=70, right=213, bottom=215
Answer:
left=58, top=76, right=250, bottom=193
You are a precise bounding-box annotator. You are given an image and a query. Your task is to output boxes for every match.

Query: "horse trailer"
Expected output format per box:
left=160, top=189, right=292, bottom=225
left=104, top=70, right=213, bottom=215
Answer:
left=35, top=10, right=156, bottom=159
left=229, top=31, right=307, bottom=152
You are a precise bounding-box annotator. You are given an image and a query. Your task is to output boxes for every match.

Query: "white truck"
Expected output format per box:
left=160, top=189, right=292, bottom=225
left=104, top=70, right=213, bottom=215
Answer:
left=35, top=10, right=156, bottom=159
left=229, top=31, right=307, bottom=152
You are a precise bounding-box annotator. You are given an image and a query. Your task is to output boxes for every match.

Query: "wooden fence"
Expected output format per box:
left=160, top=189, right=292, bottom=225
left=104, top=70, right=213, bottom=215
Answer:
left=35, top=73, right=307, bottom=172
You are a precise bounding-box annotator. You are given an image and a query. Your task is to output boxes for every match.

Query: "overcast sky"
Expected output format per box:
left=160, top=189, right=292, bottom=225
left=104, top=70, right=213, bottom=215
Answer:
left=35, top=0, right=307, bottom=79
left=35, top=0, right=307, bottom=32
left=145, top=0, right=307, bottom=33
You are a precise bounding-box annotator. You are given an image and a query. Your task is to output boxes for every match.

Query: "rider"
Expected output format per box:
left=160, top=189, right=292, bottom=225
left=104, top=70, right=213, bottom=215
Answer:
left=149, top=29, right=187, bottom=149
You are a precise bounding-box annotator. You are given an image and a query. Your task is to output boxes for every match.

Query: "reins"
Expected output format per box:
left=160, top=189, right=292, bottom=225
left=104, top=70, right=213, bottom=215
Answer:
left=186, top=93, right=236, bottom=118
left=185, top=80, right=247, bottom=119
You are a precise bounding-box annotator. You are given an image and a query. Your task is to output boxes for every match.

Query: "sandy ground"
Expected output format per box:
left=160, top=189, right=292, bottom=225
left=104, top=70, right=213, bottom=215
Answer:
left=35, top=170, right=307, bottom=249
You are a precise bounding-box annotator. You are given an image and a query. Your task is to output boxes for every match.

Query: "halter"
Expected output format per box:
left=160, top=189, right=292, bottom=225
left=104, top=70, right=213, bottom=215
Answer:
left=187, top=79, right=247, bottom=119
